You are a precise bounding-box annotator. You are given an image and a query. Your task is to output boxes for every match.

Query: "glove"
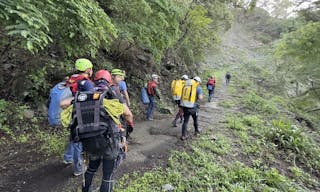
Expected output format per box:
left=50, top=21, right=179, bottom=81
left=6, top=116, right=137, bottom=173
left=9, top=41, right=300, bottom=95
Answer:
left=127, top=121, right=134, bottom=133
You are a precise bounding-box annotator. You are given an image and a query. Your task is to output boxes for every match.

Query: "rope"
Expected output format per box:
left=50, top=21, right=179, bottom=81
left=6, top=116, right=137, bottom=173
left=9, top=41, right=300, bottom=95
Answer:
left=60, top=99, right=124, bottom=127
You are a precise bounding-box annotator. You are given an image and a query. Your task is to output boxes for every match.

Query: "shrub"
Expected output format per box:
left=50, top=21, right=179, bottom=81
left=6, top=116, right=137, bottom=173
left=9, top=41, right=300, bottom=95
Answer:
left=243, top=91, right=278, bottom=114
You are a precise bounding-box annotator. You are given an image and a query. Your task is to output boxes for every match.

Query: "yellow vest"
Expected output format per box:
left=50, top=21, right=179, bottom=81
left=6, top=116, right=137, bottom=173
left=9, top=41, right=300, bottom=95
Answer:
left=180, top=79, right=199, bottom=108
left=171, top=79, right=185, bottom=100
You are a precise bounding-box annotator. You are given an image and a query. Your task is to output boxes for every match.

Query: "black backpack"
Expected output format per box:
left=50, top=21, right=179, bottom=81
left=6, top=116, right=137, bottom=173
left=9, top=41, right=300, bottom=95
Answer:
left=69, top=90, right=121, bottom=159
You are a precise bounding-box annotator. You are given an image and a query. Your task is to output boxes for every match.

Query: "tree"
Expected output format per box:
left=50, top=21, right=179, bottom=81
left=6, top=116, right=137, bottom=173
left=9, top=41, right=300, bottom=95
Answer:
left=0, top=0, right=117, bottom=56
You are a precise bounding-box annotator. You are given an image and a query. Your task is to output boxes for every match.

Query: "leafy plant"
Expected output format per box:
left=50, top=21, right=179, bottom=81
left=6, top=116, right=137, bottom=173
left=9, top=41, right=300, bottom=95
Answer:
left=242, top=91, right=278, bottom=114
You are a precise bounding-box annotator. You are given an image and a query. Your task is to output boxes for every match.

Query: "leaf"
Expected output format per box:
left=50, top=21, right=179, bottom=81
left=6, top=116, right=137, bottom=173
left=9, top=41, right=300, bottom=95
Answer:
left=21, top=30, right=29, bottom=37
left=27, top=40, right=33, bottom=51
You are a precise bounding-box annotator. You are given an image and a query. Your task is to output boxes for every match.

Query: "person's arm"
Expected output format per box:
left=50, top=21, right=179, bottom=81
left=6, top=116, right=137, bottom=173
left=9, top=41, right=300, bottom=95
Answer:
left=60, top=97, right=74, bottom=109
left=198, top=93, right=204, bottom=100
left=154, top=86, right=161, bottom=99
left=122, top=104, right=134, bottom=132
left=123, top=90, right=131, bottom=107
left=197, top=87, right=204, bottom=101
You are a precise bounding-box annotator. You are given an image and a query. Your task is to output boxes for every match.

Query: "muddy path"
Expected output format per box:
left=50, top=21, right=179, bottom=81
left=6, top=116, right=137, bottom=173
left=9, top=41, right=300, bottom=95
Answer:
left=0, top=79, right=229, bottom=192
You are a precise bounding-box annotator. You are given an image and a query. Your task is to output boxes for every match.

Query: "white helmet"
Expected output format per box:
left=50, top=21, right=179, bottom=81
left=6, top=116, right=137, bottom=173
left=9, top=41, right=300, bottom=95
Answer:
left=193, top=76, right=201, bottom=83
left=151, top=74, right=159, bottom=79
left=181, top=75, right=189, bottom=80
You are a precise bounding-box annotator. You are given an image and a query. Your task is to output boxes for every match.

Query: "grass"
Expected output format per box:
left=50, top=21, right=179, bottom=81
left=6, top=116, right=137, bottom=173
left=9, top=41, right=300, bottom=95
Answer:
left=114, top=67, right=320, bottom=191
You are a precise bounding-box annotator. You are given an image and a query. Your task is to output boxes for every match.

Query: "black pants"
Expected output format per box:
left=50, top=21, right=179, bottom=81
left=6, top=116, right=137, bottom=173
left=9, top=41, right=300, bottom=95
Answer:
left=181, top=107, right=199, bottom=137
left=82, top=155, right=122, bottom=192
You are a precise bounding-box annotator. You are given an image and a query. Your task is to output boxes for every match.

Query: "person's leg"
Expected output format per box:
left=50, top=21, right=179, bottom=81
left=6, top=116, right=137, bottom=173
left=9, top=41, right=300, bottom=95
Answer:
left=148, top=99, right=155, bottom=119
left=151, top=97, right=156, bottom=118
left=63, top=142, right=73, bottom=163
left=181, top=108, right=191, bottom=139
left=82, top=157, right=101, bottom=192
left=192, top=112, right=199, bottom=134
left=179, top=107, right=184, bottom=123
left=73, top=142, right=83, bottom=175
left=208, top=90, right=213, bottom=102
left=211, top=87, right=215, bottom=100
left=172, top=110, right=180, bottom=126
left=100, top=158, right=118, bottom=192
left=146, top=96, right=155, bottom=120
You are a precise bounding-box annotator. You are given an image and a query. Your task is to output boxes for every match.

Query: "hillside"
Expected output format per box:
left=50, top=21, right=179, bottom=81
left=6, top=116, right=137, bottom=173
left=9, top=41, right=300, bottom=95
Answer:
left=1, top=13, right=319, bottom=191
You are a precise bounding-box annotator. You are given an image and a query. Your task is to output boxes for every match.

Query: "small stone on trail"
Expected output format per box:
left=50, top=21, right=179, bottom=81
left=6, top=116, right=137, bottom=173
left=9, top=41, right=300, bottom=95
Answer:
left=162, top=183, right=175, bottom=191
left=211, top=136, right=217, bottom=141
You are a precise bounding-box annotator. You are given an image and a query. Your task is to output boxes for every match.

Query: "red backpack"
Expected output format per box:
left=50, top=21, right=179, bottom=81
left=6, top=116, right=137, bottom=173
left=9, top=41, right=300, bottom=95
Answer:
left=207, top=78, right=216, bottom=86
left=147, top=81, right=157, bottom=95
left=66, top=74, right=90, bottom=95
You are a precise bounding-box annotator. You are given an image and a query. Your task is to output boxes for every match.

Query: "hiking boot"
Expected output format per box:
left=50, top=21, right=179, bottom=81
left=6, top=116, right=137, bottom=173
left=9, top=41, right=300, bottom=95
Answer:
left=63, top=160, right=72, bottom=165
left=147, top=117, right=153, bottom=121
left=194, top=131, right=201, bottom=136
left=180, top=136, right=187, bottom=141
left=73, top=171, right=82, bottom=177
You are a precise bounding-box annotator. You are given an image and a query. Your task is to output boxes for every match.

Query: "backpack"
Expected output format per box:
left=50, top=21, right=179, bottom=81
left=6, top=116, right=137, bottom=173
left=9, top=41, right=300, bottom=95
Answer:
left=48, top=82, right=72, bottom=126
left=66, top=74, right=90, bottom=95
left=171, top=79, right=185, bottom=101
left=207, top=78, right=215, bottom=86
left=207, top=85, right=213, bottom=91
left=141, top=87, right=150, bottom=105
left=69, top=90, right=121, bottom=159
left=180, top=79, right=199, bottom=108
left=147, top=81, right=157, bottom=95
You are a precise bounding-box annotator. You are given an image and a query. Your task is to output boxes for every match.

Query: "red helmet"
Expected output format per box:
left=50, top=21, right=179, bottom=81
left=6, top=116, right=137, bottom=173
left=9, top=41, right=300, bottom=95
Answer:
left=94, top=70, right=112, bottom=83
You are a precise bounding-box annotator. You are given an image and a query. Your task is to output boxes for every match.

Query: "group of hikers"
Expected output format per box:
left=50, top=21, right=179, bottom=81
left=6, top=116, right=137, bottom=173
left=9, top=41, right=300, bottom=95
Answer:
left=47, top=57, right=232, bottom=191
left=169, top=72, right=231, bottom=140
left=48, top=58, right=134, bottom=192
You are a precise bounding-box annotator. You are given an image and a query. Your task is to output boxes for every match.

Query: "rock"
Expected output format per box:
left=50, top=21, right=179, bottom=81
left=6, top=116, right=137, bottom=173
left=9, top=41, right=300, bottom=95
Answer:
left=136, top=54, right=149, bottom=62
left=23, top=109, right=34, bottom=119
left=162, top=184, right=174, bottom=191
left=159, top=106, right=174, bottom=114
left=160, top=69, right=170, bottom=76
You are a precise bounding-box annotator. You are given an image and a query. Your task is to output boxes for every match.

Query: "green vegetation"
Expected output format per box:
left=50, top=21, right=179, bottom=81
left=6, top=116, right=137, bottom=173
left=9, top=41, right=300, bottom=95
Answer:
left=0, top=0, right=320, bottom=191
left=115, top=135, right=302, bottom=192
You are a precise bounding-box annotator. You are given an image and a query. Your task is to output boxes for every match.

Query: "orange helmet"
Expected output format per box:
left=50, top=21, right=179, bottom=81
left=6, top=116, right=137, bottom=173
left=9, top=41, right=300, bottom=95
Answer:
left=94, top=70, right=112, bottom=83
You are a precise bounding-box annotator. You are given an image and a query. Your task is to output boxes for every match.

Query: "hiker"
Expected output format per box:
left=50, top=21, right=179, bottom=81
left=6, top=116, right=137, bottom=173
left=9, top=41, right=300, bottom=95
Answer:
left=146, top=74, right=160, bottom=121
left=110, top=69, right=134, bottom=138
left=110, top=69, right=130, bottom=106
left=60, top=79, right=133, bottom=192
left=95, top=69, right=134, bottom=138
left=225, top=72, right=231, bottom=86
left=66, top=58, right=94, bottom=95
left=63, top=58, right=94, bottom=176
left=180, top=76, right=203, bottom=141
left=48, top=77, right=72, bottom=127
left=206, top=76, right=216, bottom=102
left=171, top=74, right=189, bottom=127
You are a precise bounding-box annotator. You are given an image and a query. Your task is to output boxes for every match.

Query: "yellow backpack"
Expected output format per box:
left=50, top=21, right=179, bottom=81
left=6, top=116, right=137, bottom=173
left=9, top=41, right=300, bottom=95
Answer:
left=171, top=79, right=185, bottom=101
left=180, top=79, right=199, bottom=108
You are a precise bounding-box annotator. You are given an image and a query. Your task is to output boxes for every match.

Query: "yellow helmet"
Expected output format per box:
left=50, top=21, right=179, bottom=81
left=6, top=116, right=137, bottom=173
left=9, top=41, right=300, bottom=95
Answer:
left=75, top=58, right=93, bottom=71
